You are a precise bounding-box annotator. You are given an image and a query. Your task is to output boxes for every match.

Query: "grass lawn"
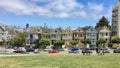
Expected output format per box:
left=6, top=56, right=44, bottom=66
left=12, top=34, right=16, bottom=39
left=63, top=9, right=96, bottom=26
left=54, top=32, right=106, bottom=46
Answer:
left=0, top=54, right=120, bottom=68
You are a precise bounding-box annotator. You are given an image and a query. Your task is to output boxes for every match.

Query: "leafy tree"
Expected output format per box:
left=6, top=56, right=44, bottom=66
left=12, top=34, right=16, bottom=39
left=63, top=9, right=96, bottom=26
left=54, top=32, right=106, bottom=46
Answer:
left=95, top=16, right=110, bottom=29
left=70, top=40, right=78, bottom=48
left=9, top=39, right=15, bottom=46
left=70, top=40, right=78, bottom=45
left=82, top=26, right=91, bottom=31
left=54, top=40, right=64, bottom=49
left=38, top=38, right=50, bottom=49
left=96, top=39, right=106, bottom=47
left=1, top=40, right=8, bottom=54
left=81, top=39, right=91, bottom=48
left=9, top=32, right=26, bottom=47
left=111, top=38, right=120, bottom=44
left=110, top=38, right=120, bottom=48
left=81, top=39, right=91, bottom=45
left=1, top=40, right=7, bottom=46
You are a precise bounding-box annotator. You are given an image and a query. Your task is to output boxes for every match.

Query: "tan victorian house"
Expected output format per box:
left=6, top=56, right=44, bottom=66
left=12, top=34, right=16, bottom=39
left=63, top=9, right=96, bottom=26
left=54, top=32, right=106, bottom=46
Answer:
left=73, top=27, right=84, bottom=44
left=42, top=28, right=51, bottom=40
left=98, top=26, right=111, bottom=44
left=62, top=27, right=72, bottom=45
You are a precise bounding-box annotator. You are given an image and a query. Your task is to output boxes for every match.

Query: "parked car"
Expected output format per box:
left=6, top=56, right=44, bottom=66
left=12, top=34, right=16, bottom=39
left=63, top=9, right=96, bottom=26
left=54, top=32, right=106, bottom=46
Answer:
left=82, top=48, right=92, bottom=55
left=90, top=46, right=98, bottom=50
left=57, top=48, right=64, bottom=51
left=13, top=49, right=25, bottom=53
left=101, top=48, right=110, bottom=53
left=26, top=48, right=34, bottom=52
left=43, top=48, right=52, bottom=52
left=6, top=45, right=13, bottom=49
left=13, top=46, right=19, bottom=50
left=69, top=48, right=80, bottom=53
left=49, top=50, right=59, bottom=53
left=13, top=47, right=26, bottom=53
left=113, top=47, right=120, bottom=53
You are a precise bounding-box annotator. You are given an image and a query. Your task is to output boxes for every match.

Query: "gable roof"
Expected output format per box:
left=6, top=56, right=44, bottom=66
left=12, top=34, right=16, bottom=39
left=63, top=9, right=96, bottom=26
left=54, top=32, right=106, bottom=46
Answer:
left=98, top=26, right=111, bottom=32
left=86, top=27, right=97, bottom=33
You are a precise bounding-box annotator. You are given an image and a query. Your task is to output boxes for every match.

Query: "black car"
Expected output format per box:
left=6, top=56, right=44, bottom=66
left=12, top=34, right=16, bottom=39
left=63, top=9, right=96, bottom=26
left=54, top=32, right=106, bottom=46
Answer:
left=101, top=48, right=110, bottom=53
left=90, top=46, right=98, bottom=50
left=82, top=48, right=92, bottom=55
left=26, top=48, right=35, bottom=52
left=113, top=47, right=120, bottom=53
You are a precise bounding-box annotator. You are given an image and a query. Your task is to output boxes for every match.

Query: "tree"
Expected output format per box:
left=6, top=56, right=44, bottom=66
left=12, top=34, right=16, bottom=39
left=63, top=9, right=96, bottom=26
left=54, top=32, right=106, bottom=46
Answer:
left=70, top=40, right=78, bottom=47
left=38, top=38, right=50, bottom=49
left=1, top=40, right=8, bottom=54
left=95, top=16, right=110, bottom=29
left=82, top=26, right=91, bottom=31
left=81, top=39, right=91, bottom=48
left=9, top=39, right=14, bottom=46
left=54, top=40, right=64, bottom=49
left=111, top=38, right=120, bottom=48
left=111, top=38, right=120, bottom=44
left=9, top=32, right=26, bottom=47
left=96, top=39, right=106, bottom=47
left=70, top=40, right=78, bottom=48
left=1, top=40, right=7, bottom=46
left=81, top=39, right=91, bottom=45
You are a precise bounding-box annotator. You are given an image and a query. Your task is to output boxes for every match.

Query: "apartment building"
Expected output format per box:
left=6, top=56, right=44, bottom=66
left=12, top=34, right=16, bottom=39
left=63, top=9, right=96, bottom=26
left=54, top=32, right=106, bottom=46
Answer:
left=112, top=0, right=120, bottom=38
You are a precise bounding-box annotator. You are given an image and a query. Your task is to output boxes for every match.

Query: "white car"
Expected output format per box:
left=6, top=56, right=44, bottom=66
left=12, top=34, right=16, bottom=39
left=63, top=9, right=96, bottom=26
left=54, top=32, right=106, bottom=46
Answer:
left=43, top=48, right=52, bottom=52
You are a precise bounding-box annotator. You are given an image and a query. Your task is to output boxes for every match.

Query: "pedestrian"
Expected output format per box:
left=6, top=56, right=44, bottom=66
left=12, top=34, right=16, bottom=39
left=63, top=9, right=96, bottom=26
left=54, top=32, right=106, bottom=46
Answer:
left=96, top=47, right=99, bottom=54
left=99, top=48, right=104, bottom=55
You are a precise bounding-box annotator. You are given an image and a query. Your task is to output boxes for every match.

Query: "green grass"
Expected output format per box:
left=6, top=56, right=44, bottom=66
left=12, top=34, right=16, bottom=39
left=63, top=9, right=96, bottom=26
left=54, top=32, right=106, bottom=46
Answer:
left=0, top=54, right=120, bottom=68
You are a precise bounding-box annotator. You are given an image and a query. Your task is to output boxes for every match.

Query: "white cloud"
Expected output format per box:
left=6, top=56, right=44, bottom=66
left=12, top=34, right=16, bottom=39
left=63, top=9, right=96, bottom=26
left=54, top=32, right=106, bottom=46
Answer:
left=87, top=2, right=104, bottom=19
left=0, top=0, right=111, bottom=19
left=86, top=2, right=112, bottom=20
left=45, top=0, right=86, bottom=18
left=88, top=2, right=103, bottom=13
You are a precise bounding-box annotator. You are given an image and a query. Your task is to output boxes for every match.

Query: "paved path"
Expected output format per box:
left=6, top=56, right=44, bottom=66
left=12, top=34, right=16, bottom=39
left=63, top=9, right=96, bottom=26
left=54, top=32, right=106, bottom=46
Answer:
left=0, top=54, right=39, bottom=57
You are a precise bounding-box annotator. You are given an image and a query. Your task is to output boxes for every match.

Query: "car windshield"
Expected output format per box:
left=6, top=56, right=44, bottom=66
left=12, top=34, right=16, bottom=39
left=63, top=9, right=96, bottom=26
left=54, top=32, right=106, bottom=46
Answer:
left=117, top=47, right=120, bottom=50
left=71, top=48, right=79, bottom=51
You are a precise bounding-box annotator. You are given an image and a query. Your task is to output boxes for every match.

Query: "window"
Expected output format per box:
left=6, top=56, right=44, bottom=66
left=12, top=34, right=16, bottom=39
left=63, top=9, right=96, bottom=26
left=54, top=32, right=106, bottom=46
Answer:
left=106, top=39, right=108, bottom=41
left=80, top=34, right=82, bottom=37
left=106, top=33, right=108, bottom=36
left=87, top=34, right=89, bottom=36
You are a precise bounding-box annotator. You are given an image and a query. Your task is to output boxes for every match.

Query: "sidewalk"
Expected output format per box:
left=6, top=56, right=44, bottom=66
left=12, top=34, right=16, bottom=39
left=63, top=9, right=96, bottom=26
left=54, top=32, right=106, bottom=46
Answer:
left=0, top=53, right=39, bottom=57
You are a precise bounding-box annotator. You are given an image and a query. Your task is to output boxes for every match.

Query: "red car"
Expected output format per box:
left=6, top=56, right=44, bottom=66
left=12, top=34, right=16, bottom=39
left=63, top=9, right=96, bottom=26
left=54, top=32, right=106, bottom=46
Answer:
left=13, top=49, right=25, bottom=53
left=49, top=50, right=59, bottom=53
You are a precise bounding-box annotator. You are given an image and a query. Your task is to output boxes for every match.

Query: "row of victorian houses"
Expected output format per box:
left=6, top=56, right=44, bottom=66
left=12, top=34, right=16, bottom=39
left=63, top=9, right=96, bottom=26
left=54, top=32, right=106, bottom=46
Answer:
left=0, top=23, right=111, bottom=47
left=26, top=25, right=111, bottom=46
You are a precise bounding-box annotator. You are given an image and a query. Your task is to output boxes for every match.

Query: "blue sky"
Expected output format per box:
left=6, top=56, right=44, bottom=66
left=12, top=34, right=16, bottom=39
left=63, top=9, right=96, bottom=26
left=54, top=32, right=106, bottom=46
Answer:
left=0, top=0, right=118, bottom=28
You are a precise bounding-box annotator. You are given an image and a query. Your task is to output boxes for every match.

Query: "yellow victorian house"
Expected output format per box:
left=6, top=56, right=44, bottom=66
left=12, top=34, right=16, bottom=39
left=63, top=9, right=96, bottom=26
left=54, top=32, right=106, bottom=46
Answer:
left=62, top=27, right=73, bottom=45
left=98, top=26, right=111, bottom=44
